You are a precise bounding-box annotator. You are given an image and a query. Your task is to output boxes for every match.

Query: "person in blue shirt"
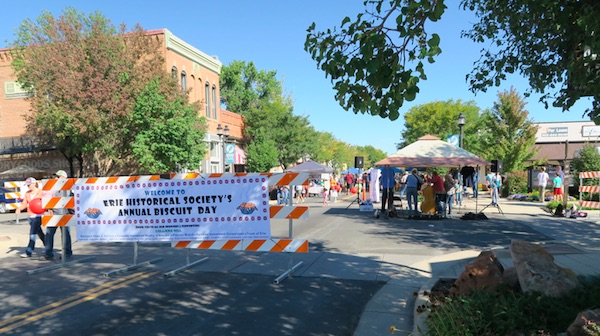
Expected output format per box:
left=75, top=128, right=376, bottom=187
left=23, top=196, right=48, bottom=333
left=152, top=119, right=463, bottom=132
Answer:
left=379, top=165, right=396, bottom=217
left=405, top=169, right=423, bottom=214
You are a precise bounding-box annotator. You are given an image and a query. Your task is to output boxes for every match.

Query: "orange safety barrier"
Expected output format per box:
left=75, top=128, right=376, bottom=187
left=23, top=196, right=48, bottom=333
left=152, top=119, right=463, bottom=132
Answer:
left=579, top=171, right=600, bottom=178
left=579, top=171, right=600, bottom=209
left=173, top=239, right=308, bottom=253
left=579, top=185, right=600, bottom=193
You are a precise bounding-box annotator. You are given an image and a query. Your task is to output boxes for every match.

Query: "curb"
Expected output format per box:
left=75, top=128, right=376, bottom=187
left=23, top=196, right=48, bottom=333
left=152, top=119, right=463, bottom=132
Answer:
left=413, top=276, right=459, bottom=336
left=410, top=251, right=481, bottom=336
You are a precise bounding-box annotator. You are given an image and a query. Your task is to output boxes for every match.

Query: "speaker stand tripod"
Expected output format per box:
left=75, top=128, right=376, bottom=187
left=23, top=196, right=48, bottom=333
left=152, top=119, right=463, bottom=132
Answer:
left=479, top=201, right=504, bottom=215
left=345, top=194, right=361, bottom=209
left=479, top=187, right=504, bottom=215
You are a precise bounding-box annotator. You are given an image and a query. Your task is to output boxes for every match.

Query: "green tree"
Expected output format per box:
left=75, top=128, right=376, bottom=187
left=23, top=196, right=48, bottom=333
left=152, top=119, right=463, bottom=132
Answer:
left=245, top=131, right=279, bottom=172
left=127, top=78, right=206, bottom=174
left=400, top=100, right=481, bottom=152
left=358, top=145, right=388, bottom=168
left=309, top=132, right=337, bottom=165
left=331, top=141, right=357, bottom=172
left=11, top=8, right=167, bottom=176
left=479, top=88, right=538, bottom=172
left=220, top=60, right=283, bottom=115
left=244, top=99, right=316, bottom=170
left=306, top=1, right=600, bottom=121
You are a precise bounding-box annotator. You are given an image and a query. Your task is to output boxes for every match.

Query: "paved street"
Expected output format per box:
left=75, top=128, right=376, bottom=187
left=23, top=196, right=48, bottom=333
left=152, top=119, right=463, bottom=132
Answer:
left=0, top=194, right=599, bottom=335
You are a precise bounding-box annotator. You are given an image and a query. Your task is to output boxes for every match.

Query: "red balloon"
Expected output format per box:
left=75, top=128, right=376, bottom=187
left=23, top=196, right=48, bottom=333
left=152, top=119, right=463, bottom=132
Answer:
left=29, top=198, right=45, bottom=215
left=350, top=187, right=357, bottom=194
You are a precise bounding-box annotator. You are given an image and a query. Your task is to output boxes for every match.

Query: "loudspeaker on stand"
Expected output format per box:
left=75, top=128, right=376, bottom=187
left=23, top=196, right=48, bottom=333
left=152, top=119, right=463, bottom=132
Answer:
left=354, top=156, right=364, bottom=169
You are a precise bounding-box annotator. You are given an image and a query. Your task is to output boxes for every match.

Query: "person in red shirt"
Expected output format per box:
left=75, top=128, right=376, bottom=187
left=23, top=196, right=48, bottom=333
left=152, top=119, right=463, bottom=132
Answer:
left=16, top=177, right=46, bottom=258
left=428, top=171, right=445, bottom=215
left=345, top=173, right=354, bottom=195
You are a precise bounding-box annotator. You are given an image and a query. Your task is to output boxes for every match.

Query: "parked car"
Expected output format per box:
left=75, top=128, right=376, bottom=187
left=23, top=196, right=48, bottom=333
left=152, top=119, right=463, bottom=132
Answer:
left=0, top=187, right=19, bottom=213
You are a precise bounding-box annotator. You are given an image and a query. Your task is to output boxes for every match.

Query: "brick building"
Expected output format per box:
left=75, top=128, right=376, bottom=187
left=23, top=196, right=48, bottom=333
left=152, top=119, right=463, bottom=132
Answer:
left=0, top=29, right=245, bottom=177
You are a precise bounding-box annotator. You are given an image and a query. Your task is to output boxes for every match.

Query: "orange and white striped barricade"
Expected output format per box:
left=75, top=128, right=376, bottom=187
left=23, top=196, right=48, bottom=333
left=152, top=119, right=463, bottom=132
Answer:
left=579, top=172, right=600, bottom=213
left=4, top=192, right=22, bottom=212
left=3, top=181, right=24, bottom=222
left=168, top=172, right=311, bottom=281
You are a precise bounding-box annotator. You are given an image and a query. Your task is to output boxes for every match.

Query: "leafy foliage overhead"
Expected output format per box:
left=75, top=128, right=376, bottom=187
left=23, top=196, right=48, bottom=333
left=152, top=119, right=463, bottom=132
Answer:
left=461, top=0, right=600, bottom=121
left=305, top=0, right=445, bottom=120
left=306, top=0, right=600, bottom=122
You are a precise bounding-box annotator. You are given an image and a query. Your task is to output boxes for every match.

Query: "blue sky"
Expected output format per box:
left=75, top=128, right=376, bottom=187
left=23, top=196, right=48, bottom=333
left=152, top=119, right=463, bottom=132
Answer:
left=0, top=1, right=592, bottom=155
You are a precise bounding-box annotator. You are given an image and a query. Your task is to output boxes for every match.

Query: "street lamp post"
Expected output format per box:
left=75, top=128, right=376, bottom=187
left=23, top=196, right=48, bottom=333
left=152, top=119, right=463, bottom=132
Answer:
left=216, top=124, right=229, bottom=172
left=457, top=112, right=465, bottom=148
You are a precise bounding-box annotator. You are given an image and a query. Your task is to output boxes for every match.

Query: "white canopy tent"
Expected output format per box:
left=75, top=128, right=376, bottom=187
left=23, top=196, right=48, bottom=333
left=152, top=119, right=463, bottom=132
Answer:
left=375, top=135, right=490, bottom=167
left=286, top=160, right=333, bottom=176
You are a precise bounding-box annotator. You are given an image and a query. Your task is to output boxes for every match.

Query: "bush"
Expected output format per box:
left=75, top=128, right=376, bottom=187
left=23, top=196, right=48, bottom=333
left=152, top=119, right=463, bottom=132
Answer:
left=425, top=275, right=600, bottom=336
left=505, top=170, right=528, bottom=196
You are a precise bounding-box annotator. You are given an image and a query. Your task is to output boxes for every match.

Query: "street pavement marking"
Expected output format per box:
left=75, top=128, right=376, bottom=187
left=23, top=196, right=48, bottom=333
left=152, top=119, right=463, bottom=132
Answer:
left=0, top=271, right=158, bottom=333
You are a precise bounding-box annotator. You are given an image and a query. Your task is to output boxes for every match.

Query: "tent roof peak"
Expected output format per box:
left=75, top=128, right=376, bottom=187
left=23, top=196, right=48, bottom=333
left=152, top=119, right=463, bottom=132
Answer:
left=418, top=134, right=440, bottom=140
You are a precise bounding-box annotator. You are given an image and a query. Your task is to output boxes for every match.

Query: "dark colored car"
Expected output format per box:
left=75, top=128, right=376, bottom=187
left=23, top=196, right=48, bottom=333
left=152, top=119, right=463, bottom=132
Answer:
left=0, top=187, right=19, bottom=213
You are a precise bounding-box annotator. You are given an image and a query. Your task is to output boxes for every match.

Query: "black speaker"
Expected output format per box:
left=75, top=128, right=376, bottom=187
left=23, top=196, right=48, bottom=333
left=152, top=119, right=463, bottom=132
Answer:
left=491, top=159, right=502, bottom=173
left=354, top=156, right=364, bottom=168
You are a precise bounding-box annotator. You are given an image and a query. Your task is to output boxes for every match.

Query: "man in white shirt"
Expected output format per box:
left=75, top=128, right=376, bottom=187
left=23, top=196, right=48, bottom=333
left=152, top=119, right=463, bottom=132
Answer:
left=537, top=167, right=549, bottom=203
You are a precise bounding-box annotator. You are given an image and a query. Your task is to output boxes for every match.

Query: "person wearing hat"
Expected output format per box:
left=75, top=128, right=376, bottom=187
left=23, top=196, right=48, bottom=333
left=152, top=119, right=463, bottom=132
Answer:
left=41, top=170, right=73, bottom=260
left=16, top=177, right=46, bottom=258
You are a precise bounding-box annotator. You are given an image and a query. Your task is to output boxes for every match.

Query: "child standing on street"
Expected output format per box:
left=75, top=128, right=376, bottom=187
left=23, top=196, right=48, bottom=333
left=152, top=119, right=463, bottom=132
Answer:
left=322, top=188, right=329, bottom=206
left=330, top=185, right=339, bottom=203
left=455, top=179, right=463, bottom=207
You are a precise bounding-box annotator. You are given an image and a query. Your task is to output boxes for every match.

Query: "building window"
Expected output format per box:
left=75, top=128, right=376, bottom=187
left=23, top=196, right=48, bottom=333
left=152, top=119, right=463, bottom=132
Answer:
left=205, top=81, right=211, bottom=118
left=171, top=66, right=177, bottom=79
left=210, top=141, right=219, bottom=158
left=190, top=75, right=195, bottom=100
left=181, top=71, right=187, bottom=91
left=212, top=85, right=217, bottom=119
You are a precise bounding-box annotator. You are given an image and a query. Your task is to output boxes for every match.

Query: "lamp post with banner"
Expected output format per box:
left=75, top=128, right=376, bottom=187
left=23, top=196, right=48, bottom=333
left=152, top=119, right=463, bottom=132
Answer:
left=457, top=112, right=465, bottom=148
left=216, top=124, right=229, bottom=172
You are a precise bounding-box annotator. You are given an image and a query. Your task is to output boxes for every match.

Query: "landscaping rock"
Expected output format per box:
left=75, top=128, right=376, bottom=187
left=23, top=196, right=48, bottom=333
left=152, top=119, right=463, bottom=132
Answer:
left=501, top=267, right=520, bottom=291
left=510, top=239, right=579, bottom=297
left=450, top=250, right=505, bottom=296
left=566, top=309, right=600, bottom=336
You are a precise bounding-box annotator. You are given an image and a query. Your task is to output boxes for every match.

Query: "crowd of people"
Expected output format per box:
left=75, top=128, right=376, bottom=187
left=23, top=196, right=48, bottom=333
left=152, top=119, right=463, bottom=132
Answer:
left=275, top=171, right=370, bottom=206
left=276, top=163, right=571, bottom=218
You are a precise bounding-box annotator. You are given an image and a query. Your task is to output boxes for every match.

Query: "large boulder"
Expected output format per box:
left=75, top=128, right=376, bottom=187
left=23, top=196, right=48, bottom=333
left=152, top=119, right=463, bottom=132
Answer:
left=567, top=309, right=600, bottom=336
left=450, top=250, right=505, bottom=296
left=510, top=239, right=579, bottom=298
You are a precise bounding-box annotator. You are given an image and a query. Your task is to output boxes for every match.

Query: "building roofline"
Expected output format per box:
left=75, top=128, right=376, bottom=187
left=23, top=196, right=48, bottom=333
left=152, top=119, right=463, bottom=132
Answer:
left=162, top=28, right=222, bottom=75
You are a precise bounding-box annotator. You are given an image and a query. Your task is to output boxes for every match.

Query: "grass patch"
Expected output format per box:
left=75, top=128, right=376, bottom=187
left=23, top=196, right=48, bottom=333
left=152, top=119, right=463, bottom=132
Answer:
left=424, top=276, right=600, bottom=336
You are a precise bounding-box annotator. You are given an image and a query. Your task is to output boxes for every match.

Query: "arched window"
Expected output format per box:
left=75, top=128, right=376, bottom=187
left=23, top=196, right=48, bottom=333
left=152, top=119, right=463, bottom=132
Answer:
left=190, top=75, right=196, bottom=100
left=212, top=85, right=217, bottom=119
left=205, top=81, right=211, bottom=118
left=171, top=66, right=177, bottom=79
left=181, top=71, right=187, bottom=91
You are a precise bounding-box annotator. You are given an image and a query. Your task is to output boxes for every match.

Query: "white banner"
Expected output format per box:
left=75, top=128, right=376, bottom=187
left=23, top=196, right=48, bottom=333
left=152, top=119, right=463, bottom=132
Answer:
left=74, top=176, right=270, bottom=242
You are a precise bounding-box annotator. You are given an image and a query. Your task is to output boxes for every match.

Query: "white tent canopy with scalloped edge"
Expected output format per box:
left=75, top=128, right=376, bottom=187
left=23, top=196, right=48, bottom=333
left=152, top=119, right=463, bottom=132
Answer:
left=375, top=135, right=490, bottom=167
